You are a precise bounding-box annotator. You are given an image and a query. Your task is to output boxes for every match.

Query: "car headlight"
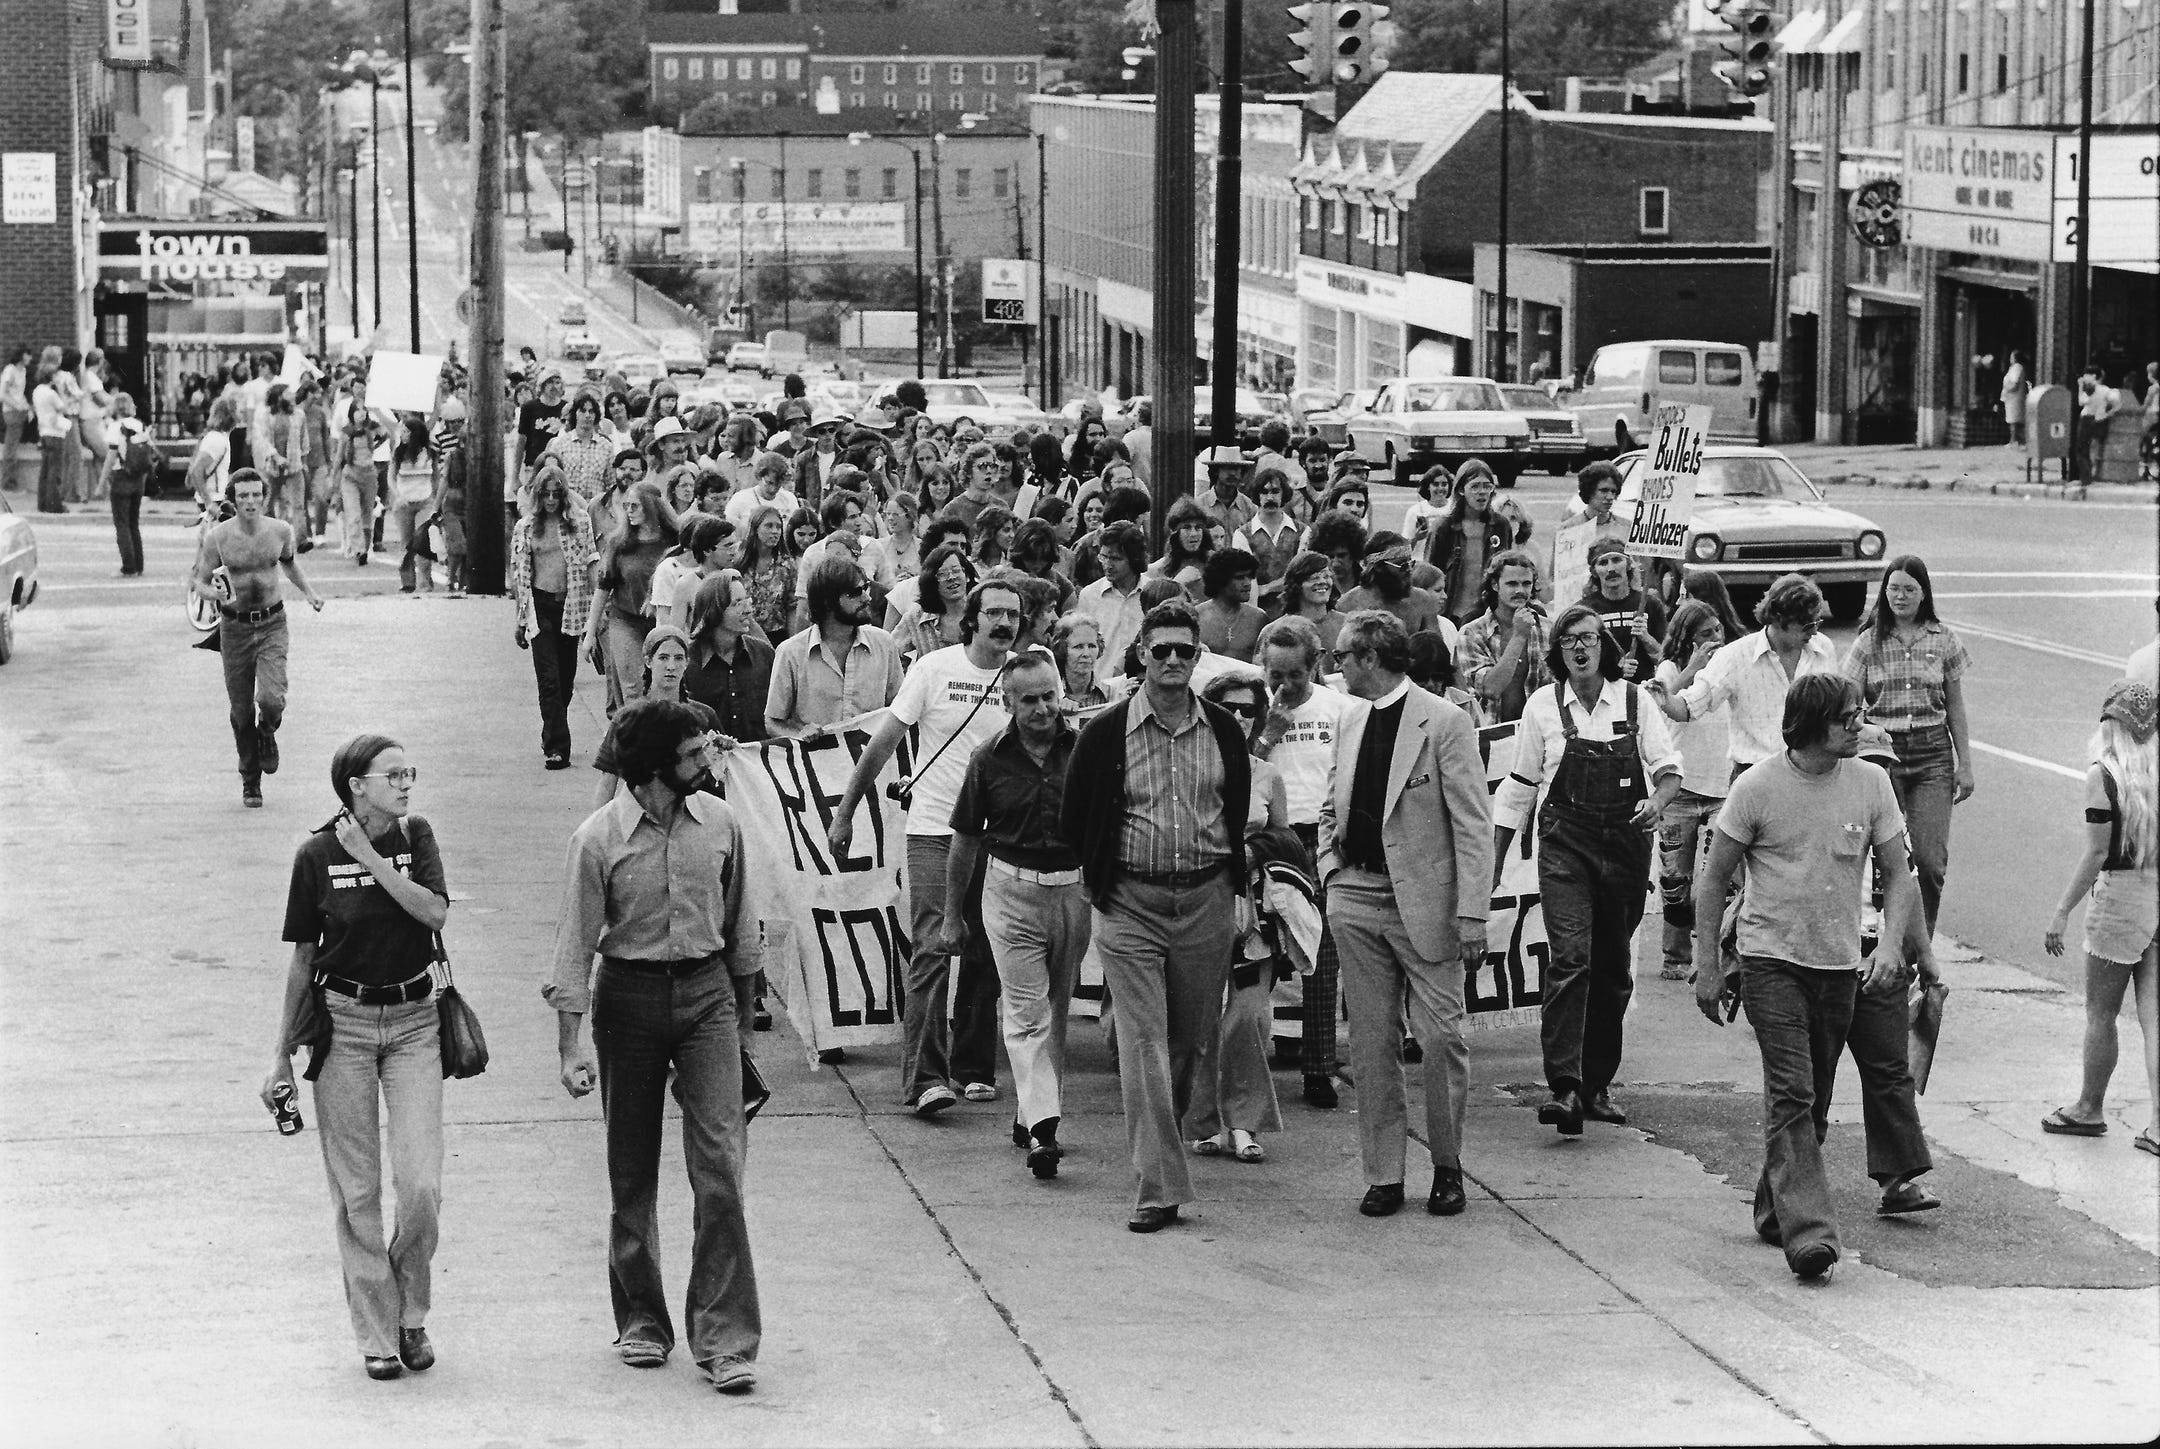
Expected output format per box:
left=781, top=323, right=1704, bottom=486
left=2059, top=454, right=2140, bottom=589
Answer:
left=1688, top=533, right=1722, bottom=562
left=1856, top=530, right=1885, bottom=559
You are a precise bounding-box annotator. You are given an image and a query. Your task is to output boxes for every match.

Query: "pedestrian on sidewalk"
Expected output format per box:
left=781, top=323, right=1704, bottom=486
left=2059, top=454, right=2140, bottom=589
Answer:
left=1495, top=605, right=1681, bottom=1135
left=1181, top=673, right=1288, bottom=1167
left=257, top=383, right=302, bottom=529
left=943, top=653, right=1091, bottom=1179
left=830, top=581, right=1019, bottom=1115
left=588, top=481, right=680, bottom=715
left=512, top=471, right=598, bottom=769
left=1457, top=549, right=1550, bottom=725
left=1063, top=599, right=1251, bottom=1233
left=190, top=469, right=325, bottom=807
left=763, top=553, right=905, bottom=742
left=2041, top=681, right=2159, bottom=1156
left=682, top=570, right=774, bottom=746
left=385, top=419, right=441, bottom=595
left=1651, top=601, right=1732, bottom=979
left=1693, top=673, right=1920, bottom=1283
left=0, top=345, right=30, bottom=471
left=265, top=735, right=449, bottom=1381
left=31, top=351, right=72, bottom=514
left=590, top=628, right=724, bottom=807
left=105, top=396, right=153, bottom=576
left=1842, top=555, right=1974, bottom=937
left=1319, top=609, right=1492, bottom=1220
left=332, top=386, right=386, bottom=564
left=1999, top=351, right=2028, bottom=446
left=548, top=699, right=765, bottom=1394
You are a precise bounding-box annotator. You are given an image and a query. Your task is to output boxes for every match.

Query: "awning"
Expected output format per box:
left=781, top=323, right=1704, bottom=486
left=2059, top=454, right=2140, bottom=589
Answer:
left=1774, top=9, right=1826, bottom=50
left=1816, top=8, right=1867, bottom=52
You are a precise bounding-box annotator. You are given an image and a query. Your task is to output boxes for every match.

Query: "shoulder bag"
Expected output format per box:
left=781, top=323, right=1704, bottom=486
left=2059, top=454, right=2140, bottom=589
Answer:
left=433, top=934, right=490, bottom=1079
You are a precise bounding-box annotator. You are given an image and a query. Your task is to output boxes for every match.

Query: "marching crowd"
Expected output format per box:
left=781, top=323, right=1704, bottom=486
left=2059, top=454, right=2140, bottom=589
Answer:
left=201, top=354, right=2159, bottom=1394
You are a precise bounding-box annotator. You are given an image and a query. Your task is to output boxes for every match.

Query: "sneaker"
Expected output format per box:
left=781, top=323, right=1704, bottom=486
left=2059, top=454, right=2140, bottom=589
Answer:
left=703, top=1356, right=756, bottom=1394
left=242, top=784, right=264, bottom=809
left=913, top=1084, right=958, bottom=1117
left=617, top=1339, right=668, bottom=1368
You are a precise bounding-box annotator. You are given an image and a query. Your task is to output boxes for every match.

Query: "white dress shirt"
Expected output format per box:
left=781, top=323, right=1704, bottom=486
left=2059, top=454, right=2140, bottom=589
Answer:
left=1675, top=630, right=1839, bottom=767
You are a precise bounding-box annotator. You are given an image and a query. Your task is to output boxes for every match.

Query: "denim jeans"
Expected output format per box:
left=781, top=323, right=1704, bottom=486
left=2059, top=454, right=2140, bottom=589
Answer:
left=109, top=491, right=144, bottom=574
left=36, top=437, right=66, bottom=512
left=1886, top=724, right=1956, bottom=937
left=1537, top=809, right=1652, bottom=1098
left=388, top=496, right=432, bottom=591
left=591, top=958, right=761, bottom=1367
left=899, top=835, right=1001, bottom=1103
left=339, top=465, right=379, bottom=560
left=1846, top=973, right=1932, bottom=1187
left=1740, top=956, right=1857, bottom=1270
left=529, top=589, right=579, bottom=759
left=1658, top=790, right=1724, bottom=970
left=313, top=994, right=443, bottom=1357
left=220, top=610, right=289, bottom=786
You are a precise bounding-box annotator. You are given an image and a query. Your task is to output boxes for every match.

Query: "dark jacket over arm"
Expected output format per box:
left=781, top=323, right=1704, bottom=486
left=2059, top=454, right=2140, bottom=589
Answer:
left=1061, top=692, right=1251, bottom=908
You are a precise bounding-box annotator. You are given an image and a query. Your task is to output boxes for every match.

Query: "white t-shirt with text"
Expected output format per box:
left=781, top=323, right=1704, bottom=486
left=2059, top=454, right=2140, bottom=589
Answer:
left=888, top=644, right=1011, bottom=838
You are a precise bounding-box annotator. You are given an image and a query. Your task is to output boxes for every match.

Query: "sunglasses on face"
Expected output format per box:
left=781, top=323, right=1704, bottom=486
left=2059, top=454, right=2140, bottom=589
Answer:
left=1219, top=700, right=1262, bottom=719
left=1149, top=641, right=1199, bottom=662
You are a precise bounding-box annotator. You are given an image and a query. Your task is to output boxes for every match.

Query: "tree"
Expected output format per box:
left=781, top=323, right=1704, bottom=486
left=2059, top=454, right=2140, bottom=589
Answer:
left=1384, top=0, right=1674, bottom=90
left=216, top=0, right=375, bottom=195
left=392, top=0, right=619, bottom=146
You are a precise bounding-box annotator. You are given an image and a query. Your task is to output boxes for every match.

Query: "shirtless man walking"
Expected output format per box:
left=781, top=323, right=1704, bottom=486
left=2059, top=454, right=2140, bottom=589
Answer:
left=191, top=468, right=325, bottom=807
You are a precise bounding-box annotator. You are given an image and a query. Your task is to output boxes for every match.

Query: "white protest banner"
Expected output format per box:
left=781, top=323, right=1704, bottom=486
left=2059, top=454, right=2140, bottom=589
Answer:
left=1551, top=514, right=1596, bottom=605
left=725, top=726, right=913, bottom=1058
left=276, top=343, right=317, bottom=387
left=1624, top=403, right=1711, bottom=562
left=365, top=350, right=445, bottom=415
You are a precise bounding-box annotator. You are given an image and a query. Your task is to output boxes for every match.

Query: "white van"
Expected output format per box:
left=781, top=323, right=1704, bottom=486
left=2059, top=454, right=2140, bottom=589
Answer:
left=1565, top=339, right=1759, bottom=456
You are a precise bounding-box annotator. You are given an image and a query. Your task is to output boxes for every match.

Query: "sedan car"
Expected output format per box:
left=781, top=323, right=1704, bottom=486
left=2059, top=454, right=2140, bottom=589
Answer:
left=724, top=341, right=769, bottom=374
left=1343, top=377, right=1533, bottom=487
left=0, top=491, right=39, bottom=665
left=559, top=329, right=601, bottom=362
left=1613, top=445, right=1887, bottom=619
left=985, top=391, right=1056, bottom=435
left=611, top=354, right=668, bottom=388
left=658, top=334, right=706, bottom=375
left=1189, top=386, right=1287, bottom=448
left=866, top=379, right=1016, bottom=435
left=1301, top=389, right=1376, bottom=451
left=557, top=300, right=587, bottom=327
left=1497, top=383, right=1586, bottom=475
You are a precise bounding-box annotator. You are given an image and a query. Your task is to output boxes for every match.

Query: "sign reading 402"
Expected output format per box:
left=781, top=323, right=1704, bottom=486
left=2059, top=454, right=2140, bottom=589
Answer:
left=981, top=296, right=1028, bottom=324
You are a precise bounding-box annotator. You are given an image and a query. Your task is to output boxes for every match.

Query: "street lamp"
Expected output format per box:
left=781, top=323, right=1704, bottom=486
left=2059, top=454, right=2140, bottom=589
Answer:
left=725, top=151, right=794, bottom=335
left=847, top=130, right=928, bottom=380
left=339, top=51, right=383, bottom=334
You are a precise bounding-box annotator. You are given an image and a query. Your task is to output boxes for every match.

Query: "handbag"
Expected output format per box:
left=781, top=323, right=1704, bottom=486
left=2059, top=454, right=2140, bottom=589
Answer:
left=741, top=1049, right=771, bottom=1122
left=433, top=934, right=490, bottom=1080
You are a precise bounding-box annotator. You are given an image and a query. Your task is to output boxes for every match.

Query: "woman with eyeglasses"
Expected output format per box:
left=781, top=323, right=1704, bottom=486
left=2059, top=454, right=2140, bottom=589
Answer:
left=881, top=493, right=921, bottom=583
left=892, top=542, right=977, bottom=662
left=512, top=468, right=599, bottom=769
left=265, top=734, right=451, bottom=1381
left=1493, top=603, right=1684, bottom=1136
left=1183, top=673, right=1288, bottom=1166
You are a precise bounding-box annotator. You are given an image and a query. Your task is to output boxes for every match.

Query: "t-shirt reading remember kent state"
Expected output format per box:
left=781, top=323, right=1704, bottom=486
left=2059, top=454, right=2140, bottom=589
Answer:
left=888, top=643, right=1009, bottom=838
left=1269, top=684, right=1354, bottom=825
left=282, top=815, right=448, bottom=988
left=1715, top=754, right=1904, bottom=970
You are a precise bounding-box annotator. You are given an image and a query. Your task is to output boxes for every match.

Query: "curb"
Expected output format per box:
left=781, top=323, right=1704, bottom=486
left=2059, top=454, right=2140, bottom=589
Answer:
left=1814, top=472, right=2160, bottom=503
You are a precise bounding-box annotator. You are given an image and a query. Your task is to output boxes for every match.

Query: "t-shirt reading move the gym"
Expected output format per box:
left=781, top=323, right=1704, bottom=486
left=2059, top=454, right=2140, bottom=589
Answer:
left=283, top=816, right=448, bottom=988
left=888, top=644, right=1010, bottom=838
left=1715, top=755, right=1904, bottom=970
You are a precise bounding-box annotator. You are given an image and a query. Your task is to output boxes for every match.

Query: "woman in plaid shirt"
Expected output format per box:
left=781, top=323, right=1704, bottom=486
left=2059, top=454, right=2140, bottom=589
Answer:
left=512, top=467, right=599, bottom=770
left=1842, top=555, right=1973, bottom=936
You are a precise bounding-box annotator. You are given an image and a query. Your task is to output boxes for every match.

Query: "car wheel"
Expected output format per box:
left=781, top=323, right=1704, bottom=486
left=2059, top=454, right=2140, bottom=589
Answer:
left=1388, top=447, right=1411, bottom=488
left=1616, top=422, right=1636, bottom=453
left=1824, top=582, right=1868, bottom=621
left=0, top=598, right=14, bottom=666
left=1495, top=465, right=1521, bottom=489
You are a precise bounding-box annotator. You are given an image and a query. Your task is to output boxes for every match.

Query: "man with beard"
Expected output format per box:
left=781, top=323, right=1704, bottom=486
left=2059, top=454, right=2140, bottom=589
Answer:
left=549, top=699, right=765, bottom=1391
left=190, top=469, right=326, bottom=808
left=764, top=554, right=906, bottom=741
left=1578, top=537, right=1665, bottom=681
left=830, top=580, right=1021, bottom=1115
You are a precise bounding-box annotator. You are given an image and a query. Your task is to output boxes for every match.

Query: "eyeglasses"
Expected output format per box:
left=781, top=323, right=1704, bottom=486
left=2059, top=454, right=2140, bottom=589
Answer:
left=1219, top=701, right=1262, bottom=719
left=358, top=768, right=419, bottom=786
left=841, top=582, right=870, bottom=597
left=1559, top=632, right=1603, bottom=651
left=1149, top=641, right=1199, bottom=662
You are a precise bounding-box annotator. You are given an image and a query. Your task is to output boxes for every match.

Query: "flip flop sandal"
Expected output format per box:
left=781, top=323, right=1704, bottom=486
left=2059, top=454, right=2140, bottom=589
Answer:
left=2041, top=1108, right=2108, bottom=1137
left=2135, top=1132, right=2160, bottom=1159
left=1189, top=1135, right=1227, bottom=1156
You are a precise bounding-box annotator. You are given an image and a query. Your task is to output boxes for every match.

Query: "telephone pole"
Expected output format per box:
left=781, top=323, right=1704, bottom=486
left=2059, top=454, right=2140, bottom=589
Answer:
left=1207, top=0, right=1244, bottom=449
left=1151, top=0, right=1198, bottom=533
left=931, top=133, right=952, bottom=377
left=465, top=0, right=507, bottom=595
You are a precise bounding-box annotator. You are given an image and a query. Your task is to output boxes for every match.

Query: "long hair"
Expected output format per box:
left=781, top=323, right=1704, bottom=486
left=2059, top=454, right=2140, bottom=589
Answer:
left=739, top=504, right=788, bottom=572
left=1866, top=554, right=1940, bottom=639
left=1279, top=550, right=1335, bottom=614
left=915, top=460, right=955, bottom=516
left=1159, top=496, right=1214, bottom=574
left=687, top=569, right=747, bottom=654
left=1476, top=547, right=1541, bottom=617
left=607, top=479, right=679, bottom=558
left=1683, top=568, right=1747, bottom=642
left=917, top=541, right=976, bottom=615
left=393, top=416, right=431, bottom=468
left=972, top=505, right=1015, bottom=564
left=1662, top=599, right=1727, bottom=664
left=1543, top=601, right=1624, bottom=682
left=2093, top=718, right=2158, bottom=869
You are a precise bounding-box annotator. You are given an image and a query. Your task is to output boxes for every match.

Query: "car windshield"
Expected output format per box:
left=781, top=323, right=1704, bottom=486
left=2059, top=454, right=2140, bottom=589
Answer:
left=1498, top=386, right=1552, bottom=409
left=1401, top=382, right=1504, bottom=412
left=1624, top=455, right=1821, bottom=501
left=922, top=383, right=989, bottom=407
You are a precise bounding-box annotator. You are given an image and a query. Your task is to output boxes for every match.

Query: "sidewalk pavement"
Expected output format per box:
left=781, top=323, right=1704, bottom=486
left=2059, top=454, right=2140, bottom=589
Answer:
left=1779, top=440, right=2160, bottom=504
left=1, top=593, right=2154, bottom=1446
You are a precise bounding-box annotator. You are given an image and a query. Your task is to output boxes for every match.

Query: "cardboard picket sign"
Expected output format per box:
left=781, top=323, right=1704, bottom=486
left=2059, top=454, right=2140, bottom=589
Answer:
left=365, top=350, right=445, bottom=415
left=1624, top=403, right=1712, bottom=562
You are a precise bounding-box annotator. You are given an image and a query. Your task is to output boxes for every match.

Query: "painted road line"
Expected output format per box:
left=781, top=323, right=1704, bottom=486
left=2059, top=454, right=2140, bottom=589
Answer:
left=1932, top=571, right=2157, bottom=580
left=1969, top=740, right=2086, bottom=782
left=1936, top=590, right=2154, bottom=599
left=1949, top=617, right=2128, bottom=671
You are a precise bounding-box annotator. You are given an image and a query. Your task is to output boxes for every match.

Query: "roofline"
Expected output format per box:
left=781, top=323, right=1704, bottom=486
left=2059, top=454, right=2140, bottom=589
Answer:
left=1532, top=111, right=1775, bottom=133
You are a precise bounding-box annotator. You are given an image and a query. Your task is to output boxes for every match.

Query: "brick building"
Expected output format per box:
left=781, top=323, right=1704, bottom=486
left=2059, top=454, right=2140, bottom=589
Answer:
left=1, top=0, right=106, bottom=359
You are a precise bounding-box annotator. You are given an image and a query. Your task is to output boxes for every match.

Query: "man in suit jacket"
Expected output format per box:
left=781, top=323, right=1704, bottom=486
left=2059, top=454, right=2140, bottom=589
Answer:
left=1318, top=609, right=1494, bottom=1218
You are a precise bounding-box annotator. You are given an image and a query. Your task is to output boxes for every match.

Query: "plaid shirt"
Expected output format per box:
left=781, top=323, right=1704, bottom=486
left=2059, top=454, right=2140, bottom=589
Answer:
left=543, top=429, right=615, bottom=500
left=511, top=497, right=598, bottom=635
left=1842, top=621, right=1967, bottom=732
left=1458, top=609, right=1552, bottom=724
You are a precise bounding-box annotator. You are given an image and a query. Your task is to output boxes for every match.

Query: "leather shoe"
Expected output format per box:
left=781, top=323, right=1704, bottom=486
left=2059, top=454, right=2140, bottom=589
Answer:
left=1427, top=1167, right=1466, bottom=1216
left=1537, top=1089, right=1585, bottom=1136
left=1582, top=1090, right=1628, bottom=1125
left=363, top=1355, right=403, bottom=1380
left=1126, top=1204, right=1181, bottom=1233
left=1013, top=1121, right=1031, bottom=1148
left=1027, top=1139, right=1059, bottom=1179
left=1791, top=1241, right=1838, bottom=1281
left=398, top=1327, right=435, bottom=1372
left=1302, top=1073, right=1338, bottom=1109
left=1359, top=1183, right=1405, bottom=1217
left=260, top=730, right=280, bottom=775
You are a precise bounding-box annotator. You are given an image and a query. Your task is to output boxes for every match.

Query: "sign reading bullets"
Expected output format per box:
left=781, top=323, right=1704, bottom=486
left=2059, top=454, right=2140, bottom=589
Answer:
left=1625, top=403, right=1710, bottom=562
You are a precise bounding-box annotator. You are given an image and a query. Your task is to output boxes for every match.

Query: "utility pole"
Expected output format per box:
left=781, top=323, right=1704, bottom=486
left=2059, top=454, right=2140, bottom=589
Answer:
left=1035, top=129, right=1049, bottom=407
left=1207, top=0, right=1244, bottom=450
left=912, top=148, right=927, bottom=378
left=1495, top=0, right=1510, bottom=384
left=466, top=0, right=507, bottom=595
left=2067, top=0, right=2096, bottom=478
left=778, top=131, right=792, bottom=332
left=402, top=0, right=421, bottom=352
left=1014, top=168, right=1031, bottom=398
left=1151, top=0, right=1199, bottom=533
left=559, top=142, right=571, bottom=273
left=369, top=74, right=382, bottom=332
left=931, top=133, right=952, bottom=378
left=346, top=164, right=361, bottom=337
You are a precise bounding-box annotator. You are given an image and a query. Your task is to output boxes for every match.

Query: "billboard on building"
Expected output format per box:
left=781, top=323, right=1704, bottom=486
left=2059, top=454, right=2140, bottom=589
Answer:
left=685, top=202, right=906, bottom=257
left=1905, top=126, right=2160, bottom=270
left=98, top=221, right=330, bottom=282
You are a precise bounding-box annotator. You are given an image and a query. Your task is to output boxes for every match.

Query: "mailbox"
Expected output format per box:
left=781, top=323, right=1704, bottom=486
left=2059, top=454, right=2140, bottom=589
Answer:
left=2026, top=384, right=2072, bottom=467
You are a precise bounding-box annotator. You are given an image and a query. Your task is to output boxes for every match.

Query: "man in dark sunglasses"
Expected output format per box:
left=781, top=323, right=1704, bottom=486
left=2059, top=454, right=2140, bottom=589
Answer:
left=1061, top=600, right=1254, bottom=1234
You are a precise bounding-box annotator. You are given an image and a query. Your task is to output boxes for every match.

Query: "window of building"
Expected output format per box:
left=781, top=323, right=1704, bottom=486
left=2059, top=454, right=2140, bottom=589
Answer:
left=917, top=62, right=932, bottom=83
left=992, top=167, right=1009, bottom=198
left=949, top=91, right=964, bottom=110
left=851, top=93, right=864, bottom=108
left=694, top=168, right=712, bottom=201
left=917, top=91, right=931, bottom=111
left=884, top=91, right=897, bottom=108
left=769, top=170, right=784, bottom=200
left=731, top=168, right=746, bottom=201
left=1014, top=63, right=1030, bottom=85
left=662, top=58, right=679, bottom=79
left=982, top=64, right=997, bottom=83
left=955, top=168, right=972, bottom=198
left=714, top=91, right=729, bottom=107
left=1639, top=186, right=1670, bottom=236
left=688, top=57, right=703, bottom=79
left=807, top=168, right=823, bottom=199
left=758, top=57, right=774, bottom=80
left=882, top=167, right=899, bottom=198
left=950, top=63, right=965, bottom=83
left=984, top=93, right=997, bottom=112
left=1303, top=304, right=1339, bottom=389
left=786, top=58, right=801, bottom=80
left=850, top=63, right=865, bottom=84
left=1957, top=51, right=1969, bottom=94
left=884, top=63, right=898, bottom=84
left=844, top=168, right=861, bottom=198
left=761, top=89, right=776, bottom=107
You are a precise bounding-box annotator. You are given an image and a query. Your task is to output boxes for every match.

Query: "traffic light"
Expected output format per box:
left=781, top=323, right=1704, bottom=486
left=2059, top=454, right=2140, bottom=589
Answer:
left=1286, top=2, right=1335, bottom=83
left=1711, top=0, right=1779, bottom=99
left=1288, top=2, right=1393, bottom=85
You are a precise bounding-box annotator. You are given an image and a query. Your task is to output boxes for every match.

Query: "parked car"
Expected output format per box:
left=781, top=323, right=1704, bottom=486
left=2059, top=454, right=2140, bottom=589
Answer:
left=557, top=300, right=587, bottom=327
left=1611, top=445, right=1886, bottom=619
left=985, top=391, right=1056, bottom=435
left=560, top=329, right=600, bottom=362
left=0, top=491, right=39, bottom=665
left=1564, top=339, right=1760, bottom=457
left=1497, top=383, right=1586, bottom=475
left=716, top=379, right=759, bottom=409
left=724, top=341, right=769, bottom=374
left=1188, top=385, right=1287, bottom=448
left=1301, top=389, right=1376, bottom=451
left=866, top=379, right=1018, bottom=434
left=612, top=354, right=667, bottom=387
left=658, top=334, right=707, bottom=375
left=1343, top=377, right=1532, bottom=487
left=761, top=329, right=811, bottom=379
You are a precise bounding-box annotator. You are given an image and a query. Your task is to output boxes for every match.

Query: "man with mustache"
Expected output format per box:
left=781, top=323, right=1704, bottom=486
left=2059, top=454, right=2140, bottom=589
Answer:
left=832, top=580, right=1021, bottom=1115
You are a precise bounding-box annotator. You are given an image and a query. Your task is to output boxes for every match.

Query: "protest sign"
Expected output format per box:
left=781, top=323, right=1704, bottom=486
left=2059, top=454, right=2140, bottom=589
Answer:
left=724, top=725, right=913, bottom=1058
left=1551, top=514, right=1597, bottom=604
left=1624, top=403, right=1711, bottom=562
left=365, top=350, right=445, bottom=415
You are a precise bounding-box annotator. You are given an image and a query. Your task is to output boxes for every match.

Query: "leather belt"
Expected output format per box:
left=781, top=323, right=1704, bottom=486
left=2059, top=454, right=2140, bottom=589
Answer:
left=988, top=857, right=1083, bottom=888
left=315, top=968, right=434, bottom=1005
left=1124, top=860, right=1229, bottom=889
left=220, top=600, right=285, bottom=623
left=603, top=953, right=720, bottom=977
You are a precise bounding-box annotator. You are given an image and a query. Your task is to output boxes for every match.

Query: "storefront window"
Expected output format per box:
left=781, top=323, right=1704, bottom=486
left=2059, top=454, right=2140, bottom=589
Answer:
left=1304, top=304, right=1339, bottom=390
left=1366, top=324, right=1402, bottom=385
